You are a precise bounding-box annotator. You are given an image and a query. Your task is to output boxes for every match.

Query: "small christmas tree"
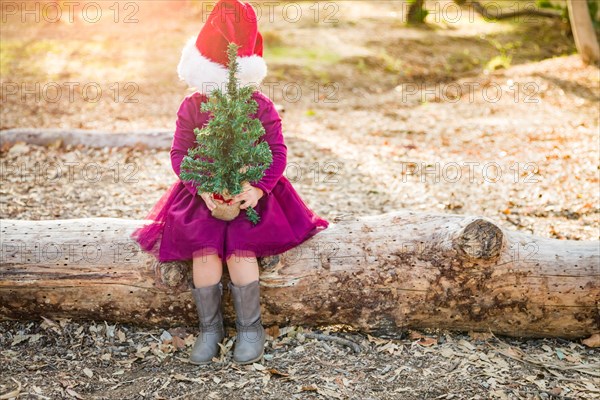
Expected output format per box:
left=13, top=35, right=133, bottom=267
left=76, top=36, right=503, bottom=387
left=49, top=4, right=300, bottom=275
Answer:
left=179, top=42, right=273, bottom=225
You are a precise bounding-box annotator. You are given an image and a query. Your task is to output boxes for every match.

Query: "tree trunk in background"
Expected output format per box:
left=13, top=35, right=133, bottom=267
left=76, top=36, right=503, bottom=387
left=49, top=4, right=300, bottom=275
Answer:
left=407, top=0, right=427, bottom=24
left=1, top=211, right=598, bottom=340
left=567, top=0, right=600, bottom=64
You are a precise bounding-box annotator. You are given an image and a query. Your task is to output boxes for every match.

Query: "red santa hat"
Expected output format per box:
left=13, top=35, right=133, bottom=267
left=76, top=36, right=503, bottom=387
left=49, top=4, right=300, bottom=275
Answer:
left=177, top=0, right=267, bottom=94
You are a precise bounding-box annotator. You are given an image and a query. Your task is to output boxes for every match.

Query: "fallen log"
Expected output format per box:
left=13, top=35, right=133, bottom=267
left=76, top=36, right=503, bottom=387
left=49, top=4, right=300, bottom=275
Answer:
left=0, top=129, right=172, bottom=150
left=0, top=104, right=286, bottom=150
left=1, top=211, right=598, bottom=340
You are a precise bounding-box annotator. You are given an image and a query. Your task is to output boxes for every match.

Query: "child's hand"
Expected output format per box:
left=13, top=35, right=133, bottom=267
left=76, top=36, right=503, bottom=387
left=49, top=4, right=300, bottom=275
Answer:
left=200, top=192, right=217, bottom=211
left=232, top=183, right=264, bottom=210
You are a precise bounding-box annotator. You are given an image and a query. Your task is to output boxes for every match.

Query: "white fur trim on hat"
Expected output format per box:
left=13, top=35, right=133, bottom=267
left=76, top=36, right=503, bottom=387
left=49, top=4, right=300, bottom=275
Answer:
left=177, top=36, right=268, bottom=94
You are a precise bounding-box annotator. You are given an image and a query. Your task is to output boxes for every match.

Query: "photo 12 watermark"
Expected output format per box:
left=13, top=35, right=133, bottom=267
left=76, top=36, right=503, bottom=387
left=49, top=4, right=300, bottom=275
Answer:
left=197, top=1, right=340, bottom=24
left=396, top=81, right=540, bottom=104
left=1, top=160, right=140, bottom=185
left=396, top=161, right=541, bottom=184
left=1, top=1, right=140, bottom=24
left=0, top=240, right=140, bottom=265
left=1, top=82, right=139, bottom=104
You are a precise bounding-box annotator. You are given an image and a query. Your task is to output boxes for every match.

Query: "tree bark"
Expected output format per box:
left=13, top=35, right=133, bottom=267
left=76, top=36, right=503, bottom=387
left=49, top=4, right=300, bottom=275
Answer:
left=567, top=0, right=600, bottom=64
left=1, top=211, right=598, bottom=339
left=407, top=0, right=427, bottom=24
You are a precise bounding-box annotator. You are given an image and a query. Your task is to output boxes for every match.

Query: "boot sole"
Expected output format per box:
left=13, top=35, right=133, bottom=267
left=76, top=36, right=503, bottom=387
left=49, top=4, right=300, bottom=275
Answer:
left=189, top=359, right=213, bottom=365
left=233, top=349, right=264, bottom=365
left=189, top=353, right=220, bottom=365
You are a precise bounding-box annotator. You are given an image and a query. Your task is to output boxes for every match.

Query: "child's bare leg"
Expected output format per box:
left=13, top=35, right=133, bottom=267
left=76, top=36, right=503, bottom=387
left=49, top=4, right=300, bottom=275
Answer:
left=192, top=252, right=223, bottom=288
left=226, top=252, right=259, bottom=286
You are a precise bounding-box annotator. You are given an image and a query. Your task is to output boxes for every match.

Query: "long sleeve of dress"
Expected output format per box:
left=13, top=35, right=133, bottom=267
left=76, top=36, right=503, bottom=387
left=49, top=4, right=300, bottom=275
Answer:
left=252, top=98, right=287, bottom=196
left=170, top=96, right=204, bottom=197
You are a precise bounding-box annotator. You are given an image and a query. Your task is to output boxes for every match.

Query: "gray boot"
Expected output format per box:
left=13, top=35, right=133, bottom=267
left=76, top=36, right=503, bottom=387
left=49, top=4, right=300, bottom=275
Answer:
left=228, top=280, right=266, bottom=364
left=189, top=282, right=225, bottom=365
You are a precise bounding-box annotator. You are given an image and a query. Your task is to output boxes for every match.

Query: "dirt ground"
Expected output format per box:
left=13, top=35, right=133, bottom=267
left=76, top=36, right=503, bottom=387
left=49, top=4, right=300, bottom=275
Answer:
left=1, top=1, right=599, bottom=399
left=1, top=319, right=600, bottom=399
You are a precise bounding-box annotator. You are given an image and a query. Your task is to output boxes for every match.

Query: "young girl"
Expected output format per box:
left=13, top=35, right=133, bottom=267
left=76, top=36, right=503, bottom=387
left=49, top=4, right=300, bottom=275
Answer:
left=131, top=0, right=329, bottom=365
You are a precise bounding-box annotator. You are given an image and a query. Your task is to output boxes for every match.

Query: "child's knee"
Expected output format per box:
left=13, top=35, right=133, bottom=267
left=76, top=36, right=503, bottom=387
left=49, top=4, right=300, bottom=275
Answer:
left=226, top=250, right=257, bottom=265
left=193, top=247, right=222, bottom=265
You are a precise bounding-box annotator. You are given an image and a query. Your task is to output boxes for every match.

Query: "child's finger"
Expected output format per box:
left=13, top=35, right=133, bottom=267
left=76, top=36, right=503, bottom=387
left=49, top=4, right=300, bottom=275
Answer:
left=233, top=193, right=248, bottom=204
left=238, top=195, right=251, bottom=209
left=202, top=194, right=217, bottom=210
left=240, top=197, right=257, bottom=210
left=208, top=200, right=216, bottom=210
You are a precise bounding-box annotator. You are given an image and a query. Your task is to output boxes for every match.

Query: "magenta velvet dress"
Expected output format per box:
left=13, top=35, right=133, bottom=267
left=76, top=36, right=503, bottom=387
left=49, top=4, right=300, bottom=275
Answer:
left=131, top=91, right=329, bottom=262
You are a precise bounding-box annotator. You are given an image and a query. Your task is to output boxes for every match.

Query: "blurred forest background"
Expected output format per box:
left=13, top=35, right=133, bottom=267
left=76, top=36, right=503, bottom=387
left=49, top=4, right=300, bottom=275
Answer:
left=1, top=0, right=598, bottom=241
